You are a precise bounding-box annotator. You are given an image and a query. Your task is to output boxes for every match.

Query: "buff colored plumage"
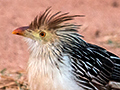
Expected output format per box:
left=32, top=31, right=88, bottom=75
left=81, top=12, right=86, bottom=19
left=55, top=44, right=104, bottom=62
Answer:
left=13, top=8, right=120, bottom=90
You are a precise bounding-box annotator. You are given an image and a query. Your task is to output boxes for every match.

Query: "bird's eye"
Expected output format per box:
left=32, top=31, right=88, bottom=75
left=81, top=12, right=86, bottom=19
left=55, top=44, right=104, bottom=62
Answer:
left=39, top=32, right=46, bottom=37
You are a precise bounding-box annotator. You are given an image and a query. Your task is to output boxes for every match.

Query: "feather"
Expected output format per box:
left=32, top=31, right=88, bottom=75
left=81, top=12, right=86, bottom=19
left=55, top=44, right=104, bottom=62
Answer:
left=29, top=7, right=84, bottom=30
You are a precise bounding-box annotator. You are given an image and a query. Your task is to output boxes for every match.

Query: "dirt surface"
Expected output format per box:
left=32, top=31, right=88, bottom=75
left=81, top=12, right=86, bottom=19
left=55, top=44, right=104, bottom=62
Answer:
left=0, top=0, right=120, bottom=71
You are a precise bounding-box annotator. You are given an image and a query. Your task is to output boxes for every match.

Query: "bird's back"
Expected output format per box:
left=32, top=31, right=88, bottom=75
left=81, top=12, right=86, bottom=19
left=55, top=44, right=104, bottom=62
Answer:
left=68, top=42, right=120, bottom=90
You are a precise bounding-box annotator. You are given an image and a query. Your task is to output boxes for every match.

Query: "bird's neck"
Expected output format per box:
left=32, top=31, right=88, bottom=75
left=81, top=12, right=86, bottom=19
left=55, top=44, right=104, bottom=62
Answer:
left=27, top=46, right=72, bottom=90
left=26, top=38, right=60, bottom=74
left=25, top=38, right=63, bottom=89
left=25, top=37, right=84, bottom=90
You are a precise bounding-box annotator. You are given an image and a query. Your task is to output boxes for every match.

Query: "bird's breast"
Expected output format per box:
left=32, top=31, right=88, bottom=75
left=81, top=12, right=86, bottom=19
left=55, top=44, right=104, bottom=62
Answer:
left=27, top=55, right=84, bottom=90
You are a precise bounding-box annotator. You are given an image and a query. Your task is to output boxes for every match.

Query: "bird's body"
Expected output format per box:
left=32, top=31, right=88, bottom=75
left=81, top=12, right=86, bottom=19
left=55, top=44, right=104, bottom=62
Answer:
left=13, top=8, right=120, bottom=90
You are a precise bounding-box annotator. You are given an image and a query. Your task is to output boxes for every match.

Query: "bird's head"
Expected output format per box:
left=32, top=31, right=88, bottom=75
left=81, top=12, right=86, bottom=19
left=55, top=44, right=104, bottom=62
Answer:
left=12, top=8, right=84, bottom=45
left=12, top=24, right=57, bottom=44
left=12, top=8, right=86, bottom=79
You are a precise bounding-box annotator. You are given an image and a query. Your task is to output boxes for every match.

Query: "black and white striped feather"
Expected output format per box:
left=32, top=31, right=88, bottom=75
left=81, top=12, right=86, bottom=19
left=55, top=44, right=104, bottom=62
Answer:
left=57, top=32, right=120, bottom=90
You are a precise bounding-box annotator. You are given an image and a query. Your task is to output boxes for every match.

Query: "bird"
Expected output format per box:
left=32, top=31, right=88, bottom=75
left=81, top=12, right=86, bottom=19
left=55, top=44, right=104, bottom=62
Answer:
left=12, top=7, right=120, bottom=90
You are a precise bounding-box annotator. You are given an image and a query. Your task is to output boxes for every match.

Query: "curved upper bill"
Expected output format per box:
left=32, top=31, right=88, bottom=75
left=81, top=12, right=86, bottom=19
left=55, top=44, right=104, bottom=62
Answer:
left=12, top=26, right=29, bottom=36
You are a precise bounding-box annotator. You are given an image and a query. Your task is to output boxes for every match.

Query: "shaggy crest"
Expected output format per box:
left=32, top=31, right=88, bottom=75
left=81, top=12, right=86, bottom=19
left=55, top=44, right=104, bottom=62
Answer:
left=29, top=7, right=84, bottom=30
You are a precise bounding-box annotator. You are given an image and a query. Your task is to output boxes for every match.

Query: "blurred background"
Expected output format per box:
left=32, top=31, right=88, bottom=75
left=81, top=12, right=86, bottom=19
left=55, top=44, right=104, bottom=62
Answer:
left=0, top=0, right=120, bottom=89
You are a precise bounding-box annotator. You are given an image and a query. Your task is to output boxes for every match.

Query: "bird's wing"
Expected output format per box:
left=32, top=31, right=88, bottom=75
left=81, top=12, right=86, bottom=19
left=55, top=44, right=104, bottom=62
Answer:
left=69, top=43, right=120, bottom=90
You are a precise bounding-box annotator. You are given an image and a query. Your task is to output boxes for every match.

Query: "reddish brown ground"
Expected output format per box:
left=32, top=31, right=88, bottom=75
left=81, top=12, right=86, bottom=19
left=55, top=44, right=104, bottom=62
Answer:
left=0, top=0, right=120, bottom=71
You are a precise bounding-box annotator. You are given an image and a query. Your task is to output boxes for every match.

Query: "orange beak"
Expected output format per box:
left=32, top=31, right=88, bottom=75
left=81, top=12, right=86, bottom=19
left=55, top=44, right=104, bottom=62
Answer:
left=12, top=26, right=29, bottom=36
